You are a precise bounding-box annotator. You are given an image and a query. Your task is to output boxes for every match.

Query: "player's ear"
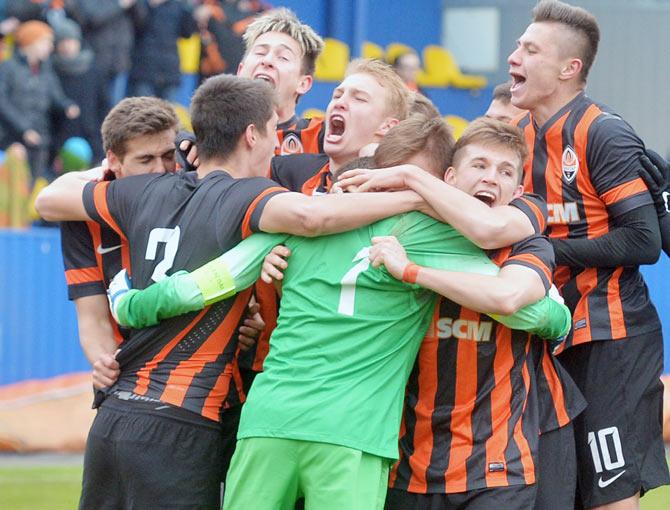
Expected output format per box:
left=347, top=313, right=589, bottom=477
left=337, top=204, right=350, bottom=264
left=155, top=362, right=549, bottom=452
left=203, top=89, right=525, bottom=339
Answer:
left=374, top=117, right=400, bottom=137
left=444, top=166, right=456, bottom=184
left=106, top=149, right=123, bottom=178
left=244, top=124, right=257, bottom=148
left=512, top=184, right=524, bottom=200
left=296, top=74, right=313, bottom=96
left=559, top=57, right=582, bottom=82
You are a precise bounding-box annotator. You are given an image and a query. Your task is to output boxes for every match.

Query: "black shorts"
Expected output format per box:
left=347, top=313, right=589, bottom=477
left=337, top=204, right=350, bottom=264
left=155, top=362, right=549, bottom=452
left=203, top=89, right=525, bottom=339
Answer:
left=384, top=484, right=536, bottom=510
left=220, top=404, right=242, bottom=483
left=534, top=422, right=576, bottom=510
left=557, top=330, right=670, bottom=508
left=79, top=397, right=228, bottom=510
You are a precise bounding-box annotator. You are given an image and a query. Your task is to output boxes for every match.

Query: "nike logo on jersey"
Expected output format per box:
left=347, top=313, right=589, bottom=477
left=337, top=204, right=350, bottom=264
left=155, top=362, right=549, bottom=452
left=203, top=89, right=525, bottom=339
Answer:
left=598, top=470, right=626, bottom=488
left=662, top=191, right=670, bottom=213
left=97, top=244, right=122, bottom=255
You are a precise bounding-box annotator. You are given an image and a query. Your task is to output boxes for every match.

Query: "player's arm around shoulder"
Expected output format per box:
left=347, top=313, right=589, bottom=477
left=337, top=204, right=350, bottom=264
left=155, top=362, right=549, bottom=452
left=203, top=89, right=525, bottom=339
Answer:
left=258, top=190, right=425, bottom=237
left=339, top=165, right=540, bottom=249
left=35, top=167, right=102, bottom=221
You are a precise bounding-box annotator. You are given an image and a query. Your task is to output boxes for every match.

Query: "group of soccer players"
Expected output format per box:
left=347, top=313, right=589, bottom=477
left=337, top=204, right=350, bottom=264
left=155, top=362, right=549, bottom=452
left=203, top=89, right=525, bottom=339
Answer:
left=35, top=1, right=670, bottom=509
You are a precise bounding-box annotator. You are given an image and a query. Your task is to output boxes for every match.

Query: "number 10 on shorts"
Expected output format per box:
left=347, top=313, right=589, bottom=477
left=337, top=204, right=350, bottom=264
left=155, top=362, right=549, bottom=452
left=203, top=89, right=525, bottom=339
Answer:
left=587, top=427, right=625, bottom=473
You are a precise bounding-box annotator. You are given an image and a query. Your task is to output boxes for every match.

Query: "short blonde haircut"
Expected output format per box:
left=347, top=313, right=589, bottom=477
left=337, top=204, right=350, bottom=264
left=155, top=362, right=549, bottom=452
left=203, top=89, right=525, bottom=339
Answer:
left=345, top=58, right=410, bottom=121
left=453, top=117, right=528, bottom=183
left=243, top=8, right=324, bottom=75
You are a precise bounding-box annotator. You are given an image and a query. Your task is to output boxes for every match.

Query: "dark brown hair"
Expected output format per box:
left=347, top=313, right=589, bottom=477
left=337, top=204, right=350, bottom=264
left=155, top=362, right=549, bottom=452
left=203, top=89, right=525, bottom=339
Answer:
left=190, top=74, right=275, bottom=161
left=101, top=97, right=178, bottom=158
left=533, top=0, right=600, bottom=82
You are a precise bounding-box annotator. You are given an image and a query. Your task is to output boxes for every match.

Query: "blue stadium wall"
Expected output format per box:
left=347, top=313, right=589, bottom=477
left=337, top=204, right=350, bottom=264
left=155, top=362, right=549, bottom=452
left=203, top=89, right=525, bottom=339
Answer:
left=0, top=228, right=669, bottom=385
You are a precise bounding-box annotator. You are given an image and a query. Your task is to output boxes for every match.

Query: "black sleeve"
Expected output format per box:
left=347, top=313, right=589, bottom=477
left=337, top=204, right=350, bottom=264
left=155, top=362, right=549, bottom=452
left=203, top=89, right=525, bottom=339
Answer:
left=510, top=193, right=548, bottom=234
left=658, top=213, right=670, bottom=258
left=503, top=235, right=555, bottom=293
left=175, top=130, right=196, bottom=172
left=83, top=175, right=153, bottom=236
left=550, top=204, right=661, bottom=268
left=587, top=114, right=654, bottom=216
left=230, top=178, right=287, bottom=239
left=60, top=221, right=105, bottom=300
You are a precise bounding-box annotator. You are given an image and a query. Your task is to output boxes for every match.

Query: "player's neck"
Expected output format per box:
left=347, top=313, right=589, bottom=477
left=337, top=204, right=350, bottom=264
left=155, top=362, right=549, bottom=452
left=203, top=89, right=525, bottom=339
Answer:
left=197, top=154, right=257, bottom=180
left=276, top=102, right=297, bottom=124
left=531, top=86, right=584, bottom=128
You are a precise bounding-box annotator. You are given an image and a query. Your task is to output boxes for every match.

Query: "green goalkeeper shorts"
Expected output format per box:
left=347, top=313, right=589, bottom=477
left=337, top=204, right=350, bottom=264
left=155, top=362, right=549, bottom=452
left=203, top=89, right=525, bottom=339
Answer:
left=223, top=437, right=390, bottom=510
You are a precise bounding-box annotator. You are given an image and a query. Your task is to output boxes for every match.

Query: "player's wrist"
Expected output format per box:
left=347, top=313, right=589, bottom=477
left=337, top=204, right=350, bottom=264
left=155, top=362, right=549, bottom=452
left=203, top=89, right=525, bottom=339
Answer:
left=402, top=263, right=421, bottom=284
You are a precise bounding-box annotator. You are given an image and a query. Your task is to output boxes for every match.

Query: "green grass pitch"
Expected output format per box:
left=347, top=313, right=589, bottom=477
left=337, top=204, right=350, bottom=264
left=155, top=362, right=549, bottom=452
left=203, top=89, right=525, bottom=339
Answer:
left=1, top=462, right=669, bottom=509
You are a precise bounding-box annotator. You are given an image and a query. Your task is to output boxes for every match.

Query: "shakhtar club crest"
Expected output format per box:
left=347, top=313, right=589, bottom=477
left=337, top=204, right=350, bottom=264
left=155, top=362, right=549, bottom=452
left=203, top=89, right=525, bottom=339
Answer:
left=280, top=133, right=305, bottom=155
left=562, top=145, right=579, bottom=183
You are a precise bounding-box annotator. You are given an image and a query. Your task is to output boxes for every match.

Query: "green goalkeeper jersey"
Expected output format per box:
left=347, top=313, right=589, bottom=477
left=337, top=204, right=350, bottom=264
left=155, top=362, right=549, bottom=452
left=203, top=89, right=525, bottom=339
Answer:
left=238, top=212, right=499, bottom=459
left=114, top=211, right=571, bottom=460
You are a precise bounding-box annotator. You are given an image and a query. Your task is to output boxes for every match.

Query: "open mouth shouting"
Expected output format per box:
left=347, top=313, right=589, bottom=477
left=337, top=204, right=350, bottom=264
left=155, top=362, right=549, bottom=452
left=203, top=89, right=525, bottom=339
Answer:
left=474, top=190, right=496, bottom=207
left=253, top=72, right=276, bottom=87
left=326, top=114, right=346, bottom=143
left=509, top=71, right=526, bottom=94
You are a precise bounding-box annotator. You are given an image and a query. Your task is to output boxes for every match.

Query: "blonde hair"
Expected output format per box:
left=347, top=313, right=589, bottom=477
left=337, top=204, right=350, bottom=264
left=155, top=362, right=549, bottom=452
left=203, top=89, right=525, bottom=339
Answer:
left=345, top=58, right=410, bottom=121
left=453, top=117, right=528, bottom=183
left=243, top=8, right=324, bottom=75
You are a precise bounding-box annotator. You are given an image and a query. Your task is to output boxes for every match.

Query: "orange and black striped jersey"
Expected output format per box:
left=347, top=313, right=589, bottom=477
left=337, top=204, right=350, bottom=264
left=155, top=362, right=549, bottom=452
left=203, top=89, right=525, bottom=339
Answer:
left=534, top=340, right=586, bottom=434
left=390, top=235, right=555, bottom=493
left=275, top=115, right=325, bottom=156
left=238, top=152, right=330, bottom=376
left=82, top=169, right=285, bottom=422
left=271, top=153, right=331, bottom=195
left=61, top=221, right=131, bottom=345
left=514, top=93, right=660, bottom=349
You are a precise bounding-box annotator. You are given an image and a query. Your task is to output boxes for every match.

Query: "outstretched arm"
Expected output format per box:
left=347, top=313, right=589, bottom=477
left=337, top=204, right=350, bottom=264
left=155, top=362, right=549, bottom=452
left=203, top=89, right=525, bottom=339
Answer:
left=35, top=167, right=103, bottom=221
left=369, top=236, right=571, bottom=340
left=111, top=232, right=290, bottom=328
left=258, top=190, right=425, bottom=237
left=338, top=165, right=536, bottom=248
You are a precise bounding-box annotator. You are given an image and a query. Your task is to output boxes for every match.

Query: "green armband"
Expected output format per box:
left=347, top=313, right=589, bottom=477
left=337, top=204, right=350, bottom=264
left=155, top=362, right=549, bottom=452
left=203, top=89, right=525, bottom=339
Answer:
left=116, top=271, right=205, bottom=328
left=191, top=232, right=292, bottom=305
left=191, top=258, right=237, bottom=306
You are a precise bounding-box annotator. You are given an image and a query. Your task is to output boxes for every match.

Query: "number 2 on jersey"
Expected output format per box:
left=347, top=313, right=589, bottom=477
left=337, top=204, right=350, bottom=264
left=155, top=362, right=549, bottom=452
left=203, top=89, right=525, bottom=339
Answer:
left=146, top=226, right=181, bottom=282
left=337, top=247, right=371, bottom=316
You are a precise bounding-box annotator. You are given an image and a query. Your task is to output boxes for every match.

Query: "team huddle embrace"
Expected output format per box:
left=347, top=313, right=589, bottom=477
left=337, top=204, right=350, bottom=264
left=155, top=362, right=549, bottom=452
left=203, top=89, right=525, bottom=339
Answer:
left=36, top=1, right=670, bottom=509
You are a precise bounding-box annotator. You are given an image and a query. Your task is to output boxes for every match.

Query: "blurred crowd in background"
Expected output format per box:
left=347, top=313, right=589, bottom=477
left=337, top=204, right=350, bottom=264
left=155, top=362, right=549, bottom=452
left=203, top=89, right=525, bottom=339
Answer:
left=0, top=0, right=272, bottom=227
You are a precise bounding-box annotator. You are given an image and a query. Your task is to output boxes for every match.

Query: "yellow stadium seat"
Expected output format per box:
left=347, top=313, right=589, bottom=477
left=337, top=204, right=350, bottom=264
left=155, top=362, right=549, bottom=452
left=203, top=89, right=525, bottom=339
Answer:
left=419, top=46, right=487, bottom=89
left=1, top=34, right=14, bottom=61
left=444, top=115, right=469, bottom=140
left=301, top=108, right=326, bottom=120
left=177, top=35, right=201, bottom=75
left=172, top=103, right=192, bottom=133
left=361, top=41, right=384, bottom=61
left=315, top=38, right=349, bottom=82
left=385, top=42, right=415, bottom=66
